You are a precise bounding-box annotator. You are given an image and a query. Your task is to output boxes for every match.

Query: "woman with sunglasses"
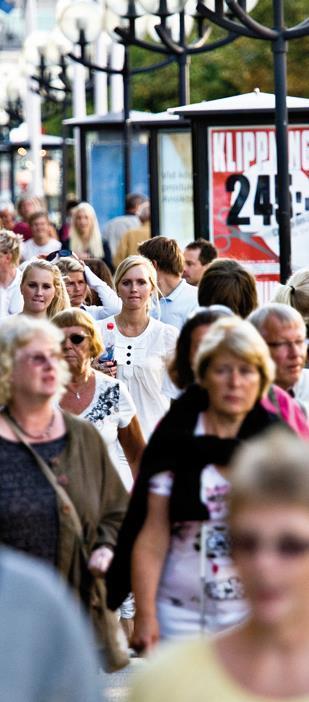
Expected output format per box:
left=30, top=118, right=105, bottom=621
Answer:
left=0, top=315, right=129, bottom=671
left=20, top=259, right=70, bottom=319
left=53, top=308, right=145, bottom=489
left=129, top=428, right=309, bottom=702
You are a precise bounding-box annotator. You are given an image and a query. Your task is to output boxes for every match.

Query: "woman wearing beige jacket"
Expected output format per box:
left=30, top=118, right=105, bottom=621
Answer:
left=0, top=315, right=128, bottom=670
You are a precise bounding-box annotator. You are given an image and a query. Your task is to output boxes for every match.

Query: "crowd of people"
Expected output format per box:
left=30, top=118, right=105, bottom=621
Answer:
left=0, top=191, right=309, bottom=701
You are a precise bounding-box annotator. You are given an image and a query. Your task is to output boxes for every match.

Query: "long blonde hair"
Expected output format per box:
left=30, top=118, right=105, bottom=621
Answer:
left=69, top=202, right=103, bottom=258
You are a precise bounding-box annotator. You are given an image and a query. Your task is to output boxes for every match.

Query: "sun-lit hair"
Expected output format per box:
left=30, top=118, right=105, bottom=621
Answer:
left=52, top=307, right=103, bottom=359
left=168, top=306, right=234, bottom=390
left=271, top=270, right=309, bottom=325
left=229, top=428, right=309, bottom=521
left=0, top=316, right=70, bottom=405
left=138, top=236, right=184, bottom=276
left=0, top=228, right=22, bottom=265
left=249, top=302, right=306, bottom=335
left=194, top=316, right=275, bottom=399
left=114, top=254, right=160, bottom=311
left=21, top=259, right=71, bottom=318
left=69, top=202, right=103, bottom=258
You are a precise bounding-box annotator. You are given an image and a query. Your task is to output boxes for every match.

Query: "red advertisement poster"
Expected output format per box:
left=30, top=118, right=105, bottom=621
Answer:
left=209, top=126, right=309, bottom=299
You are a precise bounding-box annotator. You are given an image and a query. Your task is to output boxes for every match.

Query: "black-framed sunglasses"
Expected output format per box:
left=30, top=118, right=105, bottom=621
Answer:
left=46, top=249, right=72, bottom=262
left=230, top=532, right=309, bottom=559
left=62, top=333, right=89, bottom=346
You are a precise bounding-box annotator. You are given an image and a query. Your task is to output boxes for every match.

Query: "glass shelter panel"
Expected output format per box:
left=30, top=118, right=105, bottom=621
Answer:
left=86, top=129, right=149, bottom=231
left=158, top=130, right=194, bottom=247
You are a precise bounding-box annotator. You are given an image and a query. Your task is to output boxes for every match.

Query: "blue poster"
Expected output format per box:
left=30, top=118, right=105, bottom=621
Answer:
left=0, top=0, right=15, bottom=12
left=88, top=137, right=149, bottom=231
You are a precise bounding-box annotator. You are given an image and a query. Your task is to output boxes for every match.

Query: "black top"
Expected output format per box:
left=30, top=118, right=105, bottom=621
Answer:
left=0, top=435, right=67, bottom=564
left=106, top=384, right=282, bottom=610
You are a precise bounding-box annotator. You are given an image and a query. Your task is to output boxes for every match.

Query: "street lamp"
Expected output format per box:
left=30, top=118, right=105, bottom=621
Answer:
left=111, top=0, right=253, bottom=106
left=196, top=0, right=309, bottom=282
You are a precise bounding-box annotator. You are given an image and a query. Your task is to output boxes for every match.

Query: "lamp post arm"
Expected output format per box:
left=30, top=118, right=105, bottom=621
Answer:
left=114, top=26, right=170, bottom=54
left=132, top=55, right=176, bottom=74
left=67, top=51, right=123, bottom=75
left=196, top=2, right=257, bottom=38
left=154, top=24, right=184, bottom=54
left=285, top=19, right=309, bottom=40
left=187, top=26, right=212, bottom=50
left=225, top=0, right=278, bottom=39
left=188, top=30, right=237, bottom=54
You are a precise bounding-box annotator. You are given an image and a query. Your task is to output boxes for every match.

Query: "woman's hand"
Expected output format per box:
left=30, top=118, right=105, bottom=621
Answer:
left=88, top=546, right=114, bottom=576
left=131, top=612, right=160, bottom=654
left=93, top=359, right=117, bottom=378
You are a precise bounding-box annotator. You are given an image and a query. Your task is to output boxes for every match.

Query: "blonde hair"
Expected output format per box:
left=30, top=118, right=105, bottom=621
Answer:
left=114, top=255, right=159, bottom=311
left=0, top=316, right=70, bottom=405
left=229, top=428, right=309, bottom=520
left=272, top=269, right=309, bottom=324
left=0, top=228, right=22, bottom=265
left=69, top=202, right=103, bottom=258
left=21, top=259, right=71, bottom=318
left=194, top=316, right=275, bottom=399
left=52, top=307, right=103, bottom=359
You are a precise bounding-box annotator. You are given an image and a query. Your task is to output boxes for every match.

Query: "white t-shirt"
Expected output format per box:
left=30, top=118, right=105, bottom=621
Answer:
left=79, top=370, right=136, bottom=490
left=97, top=316, right=179, bottom=440
left=0, top=268, right=23, bottom=318
left=148, top=413, right=248, bottom=634
left=21, top=238, right=61, bottom=261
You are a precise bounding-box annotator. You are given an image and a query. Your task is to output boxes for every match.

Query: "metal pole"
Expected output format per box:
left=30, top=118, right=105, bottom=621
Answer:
left=178, top=10, right=190, bottom=105
left=272, top=0, right=291, bottom=282
left=25, top=0, right=44, bottom=196
left=123, top=45, right=131, bottom=197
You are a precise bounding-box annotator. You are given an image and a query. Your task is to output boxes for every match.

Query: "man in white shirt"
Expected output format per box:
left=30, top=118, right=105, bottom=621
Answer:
left=139, top=236, right=198, bottom=330
left=21, top=211, right=61, bottom=261
left=249, top=303, right=309, bottom=416
left=0, top=229, right=23, bottom=318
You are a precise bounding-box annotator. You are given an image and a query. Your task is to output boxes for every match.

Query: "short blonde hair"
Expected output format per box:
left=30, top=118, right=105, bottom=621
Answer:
left=52, top=307, right=103, bottom=359
left=114, top=255, right=159, bottom=312
left=229, top=428, right=309, bottom=521
left=0, top=228, right=22, bottom=265
left=21, top=259, right=71, bottom=318
left=194, top=317, right=275, bottom=399
left=0, top=316, right=70, bottom=405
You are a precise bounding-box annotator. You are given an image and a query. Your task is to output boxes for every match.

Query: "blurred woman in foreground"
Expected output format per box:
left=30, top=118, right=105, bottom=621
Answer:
left=129, top=428, right=309, bottom=702
left=106, top=317, right=281, bottom=648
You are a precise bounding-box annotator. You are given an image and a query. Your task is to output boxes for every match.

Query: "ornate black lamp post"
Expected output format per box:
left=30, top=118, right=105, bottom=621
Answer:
left=196, top=0, right=309, bottom=282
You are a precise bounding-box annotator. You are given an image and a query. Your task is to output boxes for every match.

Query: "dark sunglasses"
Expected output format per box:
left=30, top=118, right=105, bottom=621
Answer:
left=230, top=532, right=309, bottom=558
left=46, top=249, right=72, bottom=262
left=62, top=333, right=88, bottom=346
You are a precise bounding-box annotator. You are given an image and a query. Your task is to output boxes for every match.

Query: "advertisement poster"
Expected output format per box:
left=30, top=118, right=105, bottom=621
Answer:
left=88, top=139, right=149, bottom=230
left=158, top=131, right=194, bottom=248
left=209, top=125, right=309, bottom=301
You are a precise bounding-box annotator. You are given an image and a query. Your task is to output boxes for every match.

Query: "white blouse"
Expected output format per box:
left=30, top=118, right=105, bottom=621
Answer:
left=97, top=316, right=179, bottom=440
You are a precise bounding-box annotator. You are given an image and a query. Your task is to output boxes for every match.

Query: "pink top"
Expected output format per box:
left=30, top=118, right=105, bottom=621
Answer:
left=262, top=384, right=309, bottom=439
